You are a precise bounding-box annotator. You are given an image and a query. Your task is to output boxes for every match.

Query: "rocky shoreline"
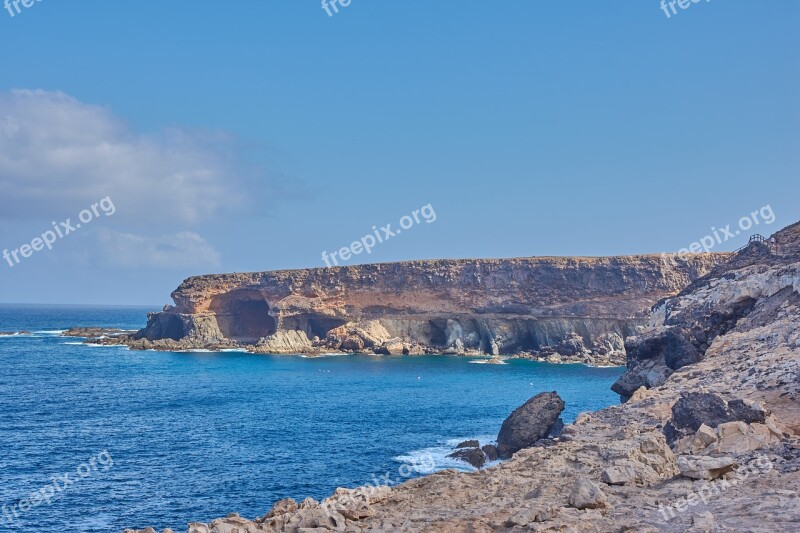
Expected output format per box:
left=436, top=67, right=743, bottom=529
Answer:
left=122, top=222, right=800, bottom=532
left=64, top=254, right=731, bottom=368
left=63, top=326, right=629, bottom=367
left=150, top=259, right=722, bottom=360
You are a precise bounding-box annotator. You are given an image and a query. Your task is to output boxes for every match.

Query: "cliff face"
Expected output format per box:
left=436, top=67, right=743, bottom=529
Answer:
left=133, top=254, right=728, bottom=361
left=144, top=230, right=800, bottom=533
left=613, top=222, right=800, bottom=398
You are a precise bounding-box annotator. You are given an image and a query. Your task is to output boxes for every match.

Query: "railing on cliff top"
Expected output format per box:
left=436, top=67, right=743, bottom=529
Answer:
left=734, top=234, right=781, bottom=255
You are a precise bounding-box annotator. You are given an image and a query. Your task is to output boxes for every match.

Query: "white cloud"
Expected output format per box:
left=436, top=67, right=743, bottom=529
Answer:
left=0, top=89, right=253, bottom=225
left=95, top=229, right=221, bottom=269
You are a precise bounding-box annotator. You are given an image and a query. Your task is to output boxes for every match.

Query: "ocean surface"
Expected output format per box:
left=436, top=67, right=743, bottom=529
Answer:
left=0, top=305, right=625, bottom=532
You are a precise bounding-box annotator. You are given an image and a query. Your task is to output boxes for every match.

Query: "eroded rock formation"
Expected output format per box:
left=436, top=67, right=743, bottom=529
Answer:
left=613, top=222, right=800, bottom=397
left=496, top=391, right=565, bottom=459
left=111, top=254, right=726, bottom=363
left=126, top=222, right=800, bottom=533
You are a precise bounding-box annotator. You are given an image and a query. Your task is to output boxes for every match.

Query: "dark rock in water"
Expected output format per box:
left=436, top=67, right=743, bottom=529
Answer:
left=547, top=418, right=565, bottom=439
left=0, top=331, right=30, bottom=336
left=664, top=392, right=770, bottom=444
left=62, top=327, right=126, bottom=338
left=456, top=440, right=480, bottom=449
left=497, top=391, right=565, bottom=459
left=448, top=447, right=486, bottom=469
left=482, top=444, right=499, bottom=462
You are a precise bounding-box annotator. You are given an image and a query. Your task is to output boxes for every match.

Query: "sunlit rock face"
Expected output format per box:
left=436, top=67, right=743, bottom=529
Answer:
left=615, top=222, right=800, bottom=398
left=133, top=254, right=727, bottom=358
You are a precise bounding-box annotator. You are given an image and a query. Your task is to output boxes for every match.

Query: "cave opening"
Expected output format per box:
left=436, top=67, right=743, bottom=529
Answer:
left=427, top=319, right=448, bottom=347
left=212, top=295, right=277, bottom=342
left=161, top=315, right=185, bottom=341
left=281, top=315, right=348, bottom=340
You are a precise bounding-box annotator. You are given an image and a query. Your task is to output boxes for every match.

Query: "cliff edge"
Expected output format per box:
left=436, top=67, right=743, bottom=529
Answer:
left=114, top=254, right=726, bottom=365
left=126, top=223, right=800, bottom=532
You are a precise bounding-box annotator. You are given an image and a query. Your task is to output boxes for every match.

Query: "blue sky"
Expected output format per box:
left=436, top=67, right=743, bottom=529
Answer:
left=0, top=1, right=798, bottom=305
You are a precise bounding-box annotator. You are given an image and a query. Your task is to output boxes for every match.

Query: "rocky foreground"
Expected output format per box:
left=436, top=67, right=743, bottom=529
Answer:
left=85, top=254, right=725, bottom=366
left=124, top=222, right=800, bottom=532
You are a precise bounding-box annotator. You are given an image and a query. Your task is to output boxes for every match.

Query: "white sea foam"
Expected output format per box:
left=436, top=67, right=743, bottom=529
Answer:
left=83, top=344, right=125, bottom=348
left=468, top=359, right=508, bottom=365
left=61, top=341, right=84, bottom=345
left=394, top=435, right=499, bottom=473
left=299, top=353, right=342, bottom=358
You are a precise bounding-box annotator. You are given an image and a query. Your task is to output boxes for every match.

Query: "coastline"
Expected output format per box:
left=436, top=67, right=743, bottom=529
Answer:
left=123, top=223, right=800, bottom=533
left=60, top=328, right=628, bottom=367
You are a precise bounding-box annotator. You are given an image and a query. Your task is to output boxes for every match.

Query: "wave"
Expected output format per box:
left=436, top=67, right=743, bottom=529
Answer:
left=468, top=359, right=508, bottom=365
left=393, top=435, right=499, bottom=473
left=61, top=341, right=85, bottom=345
left=1, top=330, right=65, bottom=338
left=83, top=344, right=126, bottom=348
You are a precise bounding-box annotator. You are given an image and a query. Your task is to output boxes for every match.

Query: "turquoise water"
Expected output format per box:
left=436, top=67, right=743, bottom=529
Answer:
left=0, top=305, right=623, bottom=532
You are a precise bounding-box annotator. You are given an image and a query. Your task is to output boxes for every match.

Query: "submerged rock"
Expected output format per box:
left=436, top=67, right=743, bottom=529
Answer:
left=481, top=444, right=499, bottom=462
left=447, top=447, right=486, bottom=469
left=61, top=327, right=127, bottom=338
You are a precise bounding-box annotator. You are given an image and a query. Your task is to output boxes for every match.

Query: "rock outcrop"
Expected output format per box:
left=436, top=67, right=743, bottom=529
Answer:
left=496, top=391, right=565, bottom=458
left=104, top=254, right=725, bottom=362
left=140, top=222, right=800, bottom=532
left=613, top=222, right=800, bottom=397
left=62, top=327, right=129, bottom=338
left=446, top=440, right=501, bottom=469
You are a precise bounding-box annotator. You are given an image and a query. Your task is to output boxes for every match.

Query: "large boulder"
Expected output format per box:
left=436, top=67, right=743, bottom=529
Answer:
left=611, top=328, right=701, bottom=398
left=496, top=392, right=565, bottom=458
left=663, top=392, right=769, bottom=445
left=676, top=455, right=736, bottom=480
left=568, top=478, right=608, bottom=510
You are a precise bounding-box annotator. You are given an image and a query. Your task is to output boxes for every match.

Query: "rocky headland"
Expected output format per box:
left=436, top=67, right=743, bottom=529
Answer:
left=79, top=254, right=725, bottom=366
left=123, top=222, right=800, bottom=532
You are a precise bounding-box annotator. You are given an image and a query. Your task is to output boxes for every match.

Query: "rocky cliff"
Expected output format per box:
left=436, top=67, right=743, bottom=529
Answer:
left=126, top=223, right=800, bottom=533
left=123, top=254, right=726, bottom=364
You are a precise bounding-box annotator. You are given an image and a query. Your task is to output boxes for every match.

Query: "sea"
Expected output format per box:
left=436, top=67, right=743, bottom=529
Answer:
left=0, top=304, right=624, bottom=532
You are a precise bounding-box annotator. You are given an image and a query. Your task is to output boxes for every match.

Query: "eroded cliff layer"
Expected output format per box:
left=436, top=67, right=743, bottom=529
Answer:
left=128, top=254, right=728, bottom=361
left=135, top=228, right=800, bottom=533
